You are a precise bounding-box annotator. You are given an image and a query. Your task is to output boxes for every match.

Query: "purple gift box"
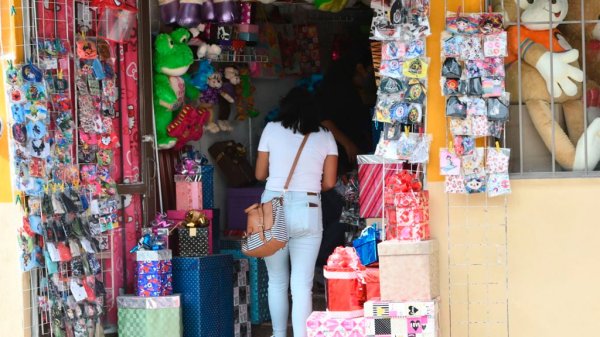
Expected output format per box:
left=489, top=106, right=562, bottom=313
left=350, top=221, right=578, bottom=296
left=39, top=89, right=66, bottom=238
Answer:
left=135, top=254, right=174, bottom=297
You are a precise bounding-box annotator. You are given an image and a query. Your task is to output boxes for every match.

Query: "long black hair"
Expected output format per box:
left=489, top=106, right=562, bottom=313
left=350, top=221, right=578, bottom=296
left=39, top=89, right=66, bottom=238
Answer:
left=275, top=87, right=325, bottom=135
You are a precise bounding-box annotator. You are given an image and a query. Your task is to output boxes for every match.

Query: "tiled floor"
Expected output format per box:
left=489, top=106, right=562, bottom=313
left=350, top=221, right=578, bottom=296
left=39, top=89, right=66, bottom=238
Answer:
left=252, top=281, right=326, bottom=337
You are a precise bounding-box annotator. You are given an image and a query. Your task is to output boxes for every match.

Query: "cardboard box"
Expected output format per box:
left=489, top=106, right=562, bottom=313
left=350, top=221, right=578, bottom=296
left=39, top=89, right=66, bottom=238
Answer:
left=378, top=240, right=439, bottom=301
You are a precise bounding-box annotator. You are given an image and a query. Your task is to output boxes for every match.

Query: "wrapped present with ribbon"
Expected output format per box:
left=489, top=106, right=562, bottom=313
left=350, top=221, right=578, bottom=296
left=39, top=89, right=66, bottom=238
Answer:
left=172, top=210, right=212, bottom=257
left=323, top=247, right=367, bottom=318
left=167, top=209, right=214, bottom=255
left=175, top=151, right=215, bottom=209
left=352, top=224, right=379, bottom=266
left=383, top=172, right=430, bottom=241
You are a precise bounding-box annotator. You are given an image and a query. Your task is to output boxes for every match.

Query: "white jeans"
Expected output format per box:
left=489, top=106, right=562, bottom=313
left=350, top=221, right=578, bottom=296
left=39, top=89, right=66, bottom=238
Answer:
left=262, top=190, right=323, bottom=337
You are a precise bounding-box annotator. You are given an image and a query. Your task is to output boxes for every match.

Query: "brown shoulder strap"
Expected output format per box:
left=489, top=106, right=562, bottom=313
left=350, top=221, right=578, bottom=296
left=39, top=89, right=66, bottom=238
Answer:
left=283, top=134, right=309, bottom=191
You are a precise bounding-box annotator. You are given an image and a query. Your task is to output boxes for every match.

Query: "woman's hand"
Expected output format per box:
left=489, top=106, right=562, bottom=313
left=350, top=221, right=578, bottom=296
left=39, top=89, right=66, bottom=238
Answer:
left=343, top=142, right=360, bottom=166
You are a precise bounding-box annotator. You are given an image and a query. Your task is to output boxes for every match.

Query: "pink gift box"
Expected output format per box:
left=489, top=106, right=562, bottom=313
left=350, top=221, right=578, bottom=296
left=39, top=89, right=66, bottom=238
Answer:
left=378, top=240, right=439, bottom=302
left=166, top=209, right=214, bottom=254
left=306, top=311, right=366, bottom=337
left=384, top=191, right=430, bottom=241
left=358, top=156, right=402, bottom=218
left=175, top=176, right=203, bottom=210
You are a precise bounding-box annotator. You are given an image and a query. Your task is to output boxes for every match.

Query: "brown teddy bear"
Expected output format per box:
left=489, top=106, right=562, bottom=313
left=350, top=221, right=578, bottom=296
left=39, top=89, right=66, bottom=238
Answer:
left=494, top=0, right=600, bottom=170
left=561, top=0, right=600, bottom=122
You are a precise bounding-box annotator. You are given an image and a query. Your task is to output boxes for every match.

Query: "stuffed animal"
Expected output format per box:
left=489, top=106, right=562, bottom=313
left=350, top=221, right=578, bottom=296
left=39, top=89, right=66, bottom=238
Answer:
left=197, top=70, right=234, bottom=133
left=217, top=66, right=240, bottom=131
left=153, top=28, right=199, bottom=150
left=561, top=0, right=600, bottom=122
left=494, top=0, right=600, bottom=170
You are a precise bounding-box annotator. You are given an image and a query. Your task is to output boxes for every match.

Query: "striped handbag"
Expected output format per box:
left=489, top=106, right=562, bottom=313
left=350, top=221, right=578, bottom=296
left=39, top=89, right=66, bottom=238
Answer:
left=242, top=134, right=309, bottom=258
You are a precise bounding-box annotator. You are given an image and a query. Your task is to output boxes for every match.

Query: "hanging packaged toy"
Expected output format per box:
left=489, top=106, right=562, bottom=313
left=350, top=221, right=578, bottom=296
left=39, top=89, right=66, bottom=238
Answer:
left=487, top=93, right=510, bottom=121
left=487, top=173, right=511, bottom=197
left=446, top=96, right=467, bottom=118
left=440, top=147, right=461, bottom=175
left=446, top=11, right=479, bottom=34
left=464, top=174, right=486, bottom=194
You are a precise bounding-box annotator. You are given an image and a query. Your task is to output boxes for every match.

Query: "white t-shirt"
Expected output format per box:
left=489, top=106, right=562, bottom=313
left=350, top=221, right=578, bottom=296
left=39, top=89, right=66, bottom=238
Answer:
left=258, top=122, right=338, bottom=193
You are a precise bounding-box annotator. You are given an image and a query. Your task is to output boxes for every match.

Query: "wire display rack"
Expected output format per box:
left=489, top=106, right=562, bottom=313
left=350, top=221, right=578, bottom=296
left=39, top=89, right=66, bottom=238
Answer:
left=2, top=0, right=121, bottom=335
left=441, top=1, right=510, bottom=337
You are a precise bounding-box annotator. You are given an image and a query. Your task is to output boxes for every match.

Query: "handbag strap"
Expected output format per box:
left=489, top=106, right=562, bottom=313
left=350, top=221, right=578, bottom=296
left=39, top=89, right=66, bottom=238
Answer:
left=283, top=134, right=309, bottom=191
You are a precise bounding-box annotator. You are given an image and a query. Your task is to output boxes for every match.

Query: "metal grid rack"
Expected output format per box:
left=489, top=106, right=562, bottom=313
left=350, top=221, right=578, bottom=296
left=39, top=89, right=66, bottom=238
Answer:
left=442, top=1, right=510, bottom=337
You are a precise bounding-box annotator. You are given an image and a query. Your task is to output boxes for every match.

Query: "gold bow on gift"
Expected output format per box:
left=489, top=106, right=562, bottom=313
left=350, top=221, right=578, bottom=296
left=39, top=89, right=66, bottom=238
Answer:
left=184, top=210, right=209, bottom=228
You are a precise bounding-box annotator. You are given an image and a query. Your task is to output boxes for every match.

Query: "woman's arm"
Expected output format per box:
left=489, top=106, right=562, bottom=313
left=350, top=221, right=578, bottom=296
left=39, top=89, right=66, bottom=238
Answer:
left=321, top=120, right=359, bottom=165
left=255, top=151, right=269, bottom=181
left=322, top=155, right=338, bottom=191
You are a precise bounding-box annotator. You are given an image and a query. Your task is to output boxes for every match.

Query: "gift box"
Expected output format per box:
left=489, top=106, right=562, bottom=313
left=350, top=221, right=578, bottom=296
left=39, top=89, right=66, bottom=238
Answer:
left=167, top=209, right=214, bottom=254
left=363, top=267, right=380, bottom=301
left=172, top=255, right=234, bottom=337
left=234, top=321, right=251, bottom=337
left=306, top=311, right=366, bottom=337
left=234, top=303, right=249, bottom=324
left=233, top=258, right=249, bottom=287
left=175, top=175, right=203, bottom=210
left=353, top=225, right=379, bottom=266
left=173, top=227, right=210, bottom=257
left=221, top=248, right=270, bottom=324
left=364, top=299, right=438, bottom=337
left=117, top=295, right=182, bottom=337
left=378, top=240, right=439, bottom=302
left=384, top=191, right=430, bottom=241
left=358, top=155, right=402, bottom=218
left=226, top=187, right=264, bottom=230
left=323, top=247, right=366, bottom=318
left=135, top=250, right=173, bottom=297
left=202, top=166, right=215, bottom=209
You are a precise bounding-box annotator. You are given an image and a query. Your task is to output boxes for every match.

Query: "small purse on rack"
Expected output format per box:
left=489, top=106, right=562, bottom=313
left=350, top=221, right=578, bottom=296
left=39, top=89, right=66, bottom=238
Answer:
left=242, top=134, right=309, bottom=258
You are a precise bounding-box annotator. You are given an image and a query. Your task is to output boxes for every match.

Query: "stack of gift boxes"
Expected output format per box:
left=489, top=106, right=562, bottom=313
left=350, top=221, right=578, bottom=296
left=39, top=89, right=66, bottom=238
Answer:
left=119, top=151, right=239, bottom=337
left=118, top=249, right=182, bottom=337
left=232, top=258, right=252, bottom=337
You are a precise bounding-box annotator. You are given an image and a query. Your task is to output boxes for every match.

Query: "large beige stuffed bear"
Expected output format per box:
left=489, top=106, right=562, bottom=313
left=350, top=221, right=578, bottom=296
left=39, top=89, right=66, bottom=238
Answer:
left=561, top=0, right=600, bottom=123
left=494, top=0, right=600, bottom=170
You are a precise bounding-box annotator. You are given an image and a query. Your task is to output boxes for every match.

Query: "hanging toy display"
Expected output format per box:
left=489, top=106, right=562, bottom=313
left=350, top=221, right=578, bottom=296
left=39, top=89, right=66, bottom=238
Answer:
left=152, top=28, right=199, bottom=150
left=369, top=0, right=433, bottom=164
left=439, top=8, right=512, bottom=197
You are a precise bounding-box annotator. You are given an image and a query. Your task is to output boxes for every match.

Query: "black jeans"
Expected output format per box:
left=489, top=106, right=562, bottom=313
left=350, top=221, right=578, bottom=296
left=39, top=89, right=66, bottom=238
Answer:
left=316, top=189, right=347, bottom=267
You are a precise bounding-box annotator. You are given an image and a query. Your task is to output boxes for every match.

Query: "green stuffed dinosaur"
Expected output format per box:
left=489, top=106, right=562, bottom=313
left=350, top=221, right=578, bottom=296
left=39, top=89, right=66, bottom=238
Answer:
left=153, top=28, right=199, bottom=150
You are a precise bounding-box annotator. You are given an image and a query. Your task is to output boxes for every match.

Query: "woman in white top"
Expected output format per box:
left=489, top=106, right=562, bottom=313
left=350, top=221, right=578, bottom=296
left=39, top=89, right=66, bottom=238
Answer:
left=256, top=88, right=338, bottom=337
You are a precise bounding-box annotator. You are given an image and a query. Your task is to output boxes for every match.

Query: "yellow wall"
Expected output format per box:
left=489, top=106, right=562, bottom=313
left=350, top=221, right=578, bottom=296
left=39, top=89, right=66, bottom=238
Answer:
left=430, top=178, right=600, bottom=337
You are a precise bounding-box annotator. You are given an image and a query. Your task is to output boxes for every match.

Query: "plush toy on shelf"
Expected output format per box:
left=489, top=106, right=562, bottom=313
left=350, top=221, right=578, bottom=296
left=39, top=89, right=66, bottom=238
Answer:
left=189, top=24, right=222, bottom=61
left=191, top=60, right=234, bottom=133
left=562, top=0, right=600, bottom=122
left=494, top=0, right=600, bottom=170
left=153, top=28, right=199, bottom=150
left=217, top=66, right=240, bottom=131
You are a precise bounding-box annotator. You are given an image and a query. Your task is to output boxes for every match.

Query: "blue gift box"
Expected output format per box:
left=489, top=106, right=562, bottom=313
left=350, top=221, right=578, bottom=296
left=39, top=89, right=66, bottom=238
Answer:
left=202, top=165, right=214, bottom=209
left=173, top=255, right=233, bottom=337
left=352, top=225, right=379, bottom=266
left=135, top=259, right=173, bottom=297
left=221, top=248, right=270, bottom=324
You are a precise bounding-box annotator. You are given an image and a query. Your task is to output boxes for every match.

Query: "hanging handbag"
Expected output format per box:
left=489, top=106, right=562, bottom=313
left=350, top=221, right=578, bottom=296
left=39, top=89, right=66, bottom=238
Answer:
left=242, top=134, right=309, bottom=257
